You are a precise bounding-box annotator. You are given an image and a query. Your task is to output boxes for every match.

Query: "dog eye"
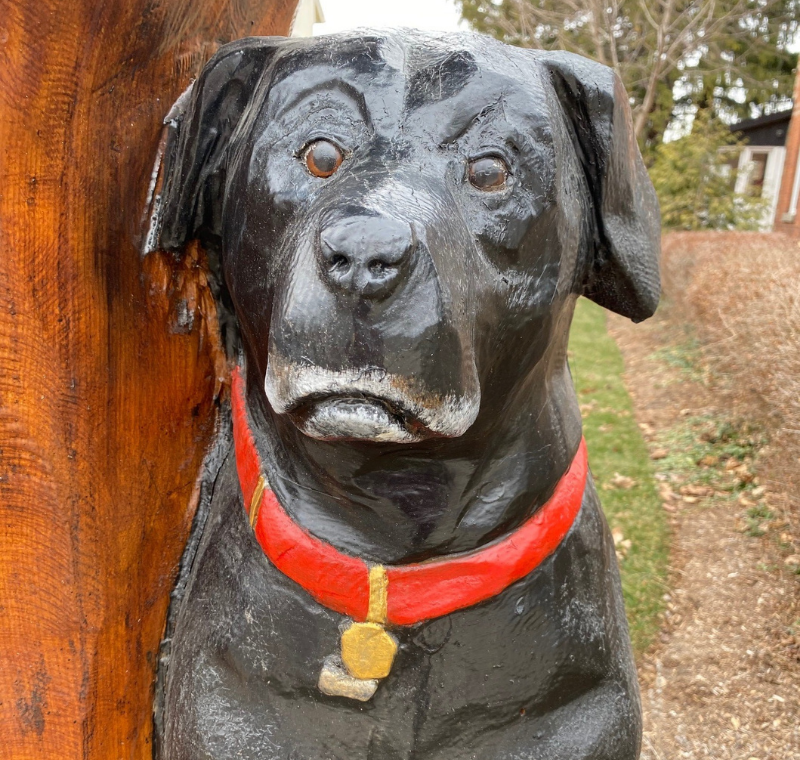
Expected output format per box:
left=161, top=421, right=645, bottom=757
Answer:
left=303, top=139, right=344, bottom=178
left=468, top=156, right=509, bottom=191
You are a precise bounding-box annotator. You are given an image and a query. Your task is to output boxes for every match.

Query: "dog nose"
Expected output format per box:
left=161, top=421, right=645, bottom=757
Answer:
left=319, top=216, right=415, bottom=298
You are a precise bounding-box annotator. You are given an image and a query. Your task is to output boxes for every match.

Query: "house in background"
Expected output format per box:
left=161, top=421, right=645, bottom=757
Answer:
left=767, top=70, right=800, bottom=234
left=730, top=110, right=789, bottom=228
left=727, top=62, right=800, bottom=234
left=291, top=0, right=324, bottom=37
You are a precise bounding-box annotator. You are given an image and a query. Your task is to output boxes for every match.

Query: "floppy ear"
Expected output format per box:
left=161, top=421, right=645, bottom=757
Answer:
left=154, top=37, right=286, bottom=252
left=541, top=52, right=661, bottom=323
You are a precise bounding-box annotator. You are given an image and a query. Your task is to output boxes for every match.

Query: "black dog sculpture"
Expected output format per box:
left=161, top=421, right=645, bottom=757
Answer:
left=152, top=29, right=660, bottom=760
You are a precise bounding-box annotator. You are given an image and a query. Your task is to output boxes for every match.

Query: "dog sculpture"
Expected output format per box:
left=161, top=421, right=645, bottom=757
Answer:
left=152, top=29, right=660, bottom=760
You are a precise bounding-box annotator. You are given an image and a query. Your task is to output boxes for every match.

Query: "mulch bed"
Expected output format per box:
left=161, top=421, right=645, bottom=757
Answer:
left=608, top=306, right=800, bottom=760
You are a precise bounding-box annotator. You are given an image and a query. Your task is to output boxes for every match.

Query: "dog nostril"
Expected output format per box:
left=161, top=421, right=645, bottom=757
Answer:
left=319, top=218, right=413, bottom=297
left=328, top=254, right=350, bottom=271
left=368, top=259, right=391, bottom=276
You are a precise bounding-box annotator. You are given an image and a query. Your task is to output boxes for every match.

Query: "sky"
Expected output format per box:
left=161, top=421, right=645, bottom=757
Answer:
left=313, top=0, right=465, bottom=36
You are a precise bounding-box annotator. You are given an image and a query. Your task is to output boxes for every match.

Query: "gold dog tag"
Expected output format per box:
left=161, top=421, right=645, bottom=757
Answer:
left=339, top=565, right=398, bottom=683
left=341, top=621, right=397, bottom=680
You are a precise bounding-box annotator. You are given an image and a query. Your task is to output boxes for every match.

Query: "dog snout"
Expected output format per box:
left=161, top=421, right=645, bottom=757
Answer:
left=319, top=215, right=415, bottom=299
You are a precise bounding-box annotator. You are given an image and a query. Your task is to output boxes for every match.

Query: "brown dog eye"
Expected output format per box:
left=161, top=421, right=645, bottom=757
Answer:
left=468, top=156, right=509, bottom=191
left=304, top=139, right=344, bottom=178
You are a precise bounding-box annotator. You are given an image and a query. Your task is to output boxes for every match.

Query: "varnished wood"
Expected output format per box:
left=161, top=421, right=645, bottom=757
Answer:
left=774, top=67, right=800, bottom=232
left=0, top=1, right=297, bottom=758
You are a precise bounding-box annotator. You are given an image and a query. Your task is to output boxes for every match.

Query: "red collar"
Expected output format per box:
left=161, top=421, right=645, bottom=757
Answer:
left=232, top=366, right=587, bottom=627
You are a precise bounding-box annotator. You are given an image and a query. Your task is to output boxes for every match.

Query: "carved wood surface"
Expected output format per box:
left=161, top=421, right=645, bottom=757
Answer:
left=0, top=1, right=297, bottom=757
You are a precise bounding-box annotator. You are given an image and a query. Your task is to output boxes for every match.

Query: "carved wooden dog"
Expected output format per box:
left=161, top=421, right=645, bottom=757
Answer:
left=152, top=29, right=660, bottom=760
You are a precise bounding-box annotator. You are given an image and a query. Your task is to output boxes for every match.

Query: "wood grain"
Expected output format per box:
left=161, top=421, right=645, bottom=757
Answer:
left=0, top=1, right=297, bottom=757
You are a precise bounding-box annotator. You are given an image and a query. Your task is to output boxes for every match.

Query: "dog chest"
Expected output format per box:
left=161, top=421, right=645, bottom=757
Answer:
left=163, top=459, right=632, bottom=759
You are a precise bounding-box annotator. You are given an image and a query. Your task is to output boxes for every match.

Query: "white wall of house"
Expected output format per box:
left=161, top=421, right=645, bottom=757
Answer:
left=292, top=0, right=325, bottom=37
left=735, top=145, right=786, bottom=229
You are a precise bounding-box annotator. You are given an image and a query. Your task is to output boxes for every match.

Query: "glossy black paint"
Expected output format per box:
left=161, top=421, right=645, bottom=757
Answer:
left=154, top=29, right=661, bottom=760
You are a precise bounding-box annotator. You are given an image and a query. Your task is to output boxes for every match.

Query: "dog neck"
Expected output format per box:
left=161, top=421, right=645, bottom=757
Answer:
left=241, top=355, right=583, bottom=566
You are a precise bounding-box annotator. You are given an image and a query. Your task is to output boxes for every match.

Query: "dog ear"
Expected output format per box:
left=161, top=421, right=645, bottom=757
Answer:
left=541, top=52, right=661, bottom=323
left=154, top=37, right=285, bottom=252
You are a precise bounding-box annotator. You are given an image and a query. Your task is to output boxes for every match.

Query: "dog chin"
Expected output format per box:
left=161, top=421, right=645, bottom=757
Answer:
left=294, top=397, right=424, bottom=443
left=264, top=361, right=480, bottom=443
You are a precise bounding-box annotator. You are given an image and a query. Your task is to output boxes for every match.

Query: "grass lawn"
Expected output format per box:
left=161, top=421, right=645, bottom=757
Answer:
left=568, top=298, right=670, bottom=654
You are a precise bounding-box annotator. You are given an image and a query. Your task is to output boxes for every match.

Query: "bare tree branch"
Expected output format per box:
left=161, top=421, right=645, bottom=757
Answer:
left=457, top=0, right=799, bottom=145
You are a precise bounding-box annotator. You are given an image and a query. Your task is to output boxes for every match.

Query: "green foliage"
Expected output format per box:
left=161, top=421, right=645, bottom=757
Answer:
left=649, top=337, right=705, bottom=381
left=648, top=110, right=769, bottom=230
left=680, top=1, right=799, bottom=123
left=648, top=406, right=770, bottom=536
left=457, top=0, right=799, bottom=150
left=568, top=299, right=669, bottom=653
left=651, top=414, right=767, bottom=491
left=745, top=503, right=775, bottom=536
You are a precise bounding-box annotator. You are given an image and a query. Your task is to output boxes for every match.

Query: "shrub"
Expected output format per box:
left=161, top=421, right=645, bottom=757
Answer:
left=661, top=232, right=800, bottom=495
left=649, top=110, right=768, bottom=230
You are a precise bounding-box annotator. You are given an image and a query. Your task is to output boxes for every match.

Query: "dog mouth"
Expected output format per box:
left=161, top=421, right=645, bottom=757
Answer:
left=264, top=361, right=480, bottom=443
left=290, top=393, right=429, bottom=443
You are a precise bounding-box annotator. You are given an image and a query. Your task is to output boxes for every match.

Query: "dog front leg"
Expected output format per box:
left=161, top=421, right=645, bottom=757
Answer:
left=422, top=678, right=641, bottom=760
left=501, top=680, right=641, bottom=760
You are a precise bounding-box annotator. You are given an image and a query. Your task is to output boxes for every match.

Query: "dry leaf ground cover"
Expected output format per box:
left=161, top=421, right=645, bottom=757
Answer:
left=661, top=231, right=800, bottom=516
left=606, top=231, right=800, bottom=759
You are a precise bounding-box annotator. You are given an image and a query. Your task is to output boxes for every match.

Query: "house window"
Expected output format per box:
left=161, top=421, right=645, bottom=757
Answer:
left=748, top=151, right=769, bottom=197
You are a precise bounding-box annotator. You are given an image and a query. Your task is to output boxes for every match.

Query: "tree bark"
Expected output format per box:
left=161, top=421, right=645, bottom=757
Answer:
left=0, top=1, right=297, bottom=758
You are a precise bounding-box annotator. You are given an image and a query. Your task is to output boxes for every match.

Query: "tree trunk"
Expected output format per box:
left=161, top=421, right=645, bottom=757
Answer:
left=0, top=1, right=297, bottom=758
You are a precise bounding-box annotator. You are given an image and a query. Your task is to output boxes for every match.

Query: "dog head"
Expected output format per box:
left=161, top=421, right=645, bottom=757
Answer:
left=156, top=31, right=659, bottom=446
